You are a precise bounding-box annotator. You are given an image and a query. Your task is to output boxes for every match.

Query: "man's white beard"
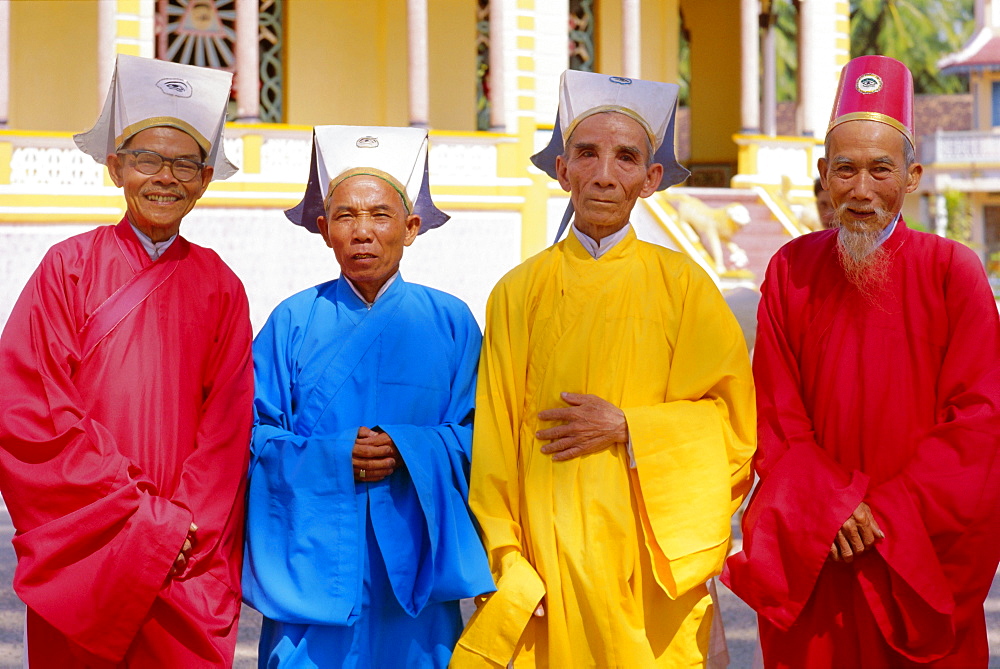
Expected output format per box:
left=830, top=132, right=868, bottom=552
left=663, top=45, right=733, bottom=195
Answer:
left=835, top=203, right=893, bottom=301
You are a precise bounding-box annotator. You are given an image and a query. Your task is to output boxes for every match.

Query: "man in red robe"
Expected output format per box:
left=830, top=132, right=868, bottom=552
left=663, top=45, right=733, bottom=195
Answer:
left=724, top=55, right=1000, bottom=667
left=0, top=55, right=253, bottom=667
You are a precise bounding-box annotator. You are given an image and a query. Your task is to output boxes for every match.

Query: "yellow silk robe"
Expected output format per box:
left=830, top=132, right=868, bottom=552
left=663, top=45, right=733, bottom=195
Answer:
left=454, top=229, right=755, bottom=668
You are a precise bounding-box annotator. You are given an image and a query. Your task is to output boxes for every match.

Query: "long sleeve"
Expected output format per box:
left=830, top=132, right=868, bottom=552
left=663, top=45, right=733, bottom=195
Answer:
left=459, top=280, right=546, bottom=667
left=374, top=310, right=495, bottom=614
left=0, top=248, right=194, bottom=661
left=242, top=304, right=363, bottom=626
left=857, top=245, right=1000, bottom=659
left=722, top=250, right=869, bottom=631
left=167, top=272, right=253, bottom=617
left=624, top=264, right=756, bottom=597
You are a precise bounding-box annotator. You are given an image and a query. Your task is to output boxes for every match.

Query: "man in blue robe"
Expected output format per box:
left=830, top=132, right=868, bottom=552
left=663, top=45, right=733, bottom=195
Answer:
left=243, top=125, right=495, bottom=668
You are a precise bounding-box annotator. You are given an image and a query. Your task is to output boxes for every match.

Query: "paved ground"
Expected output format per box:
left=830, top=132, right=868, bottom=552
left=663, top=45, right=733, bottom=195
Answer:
left=0, top=503, right=995, bottom=667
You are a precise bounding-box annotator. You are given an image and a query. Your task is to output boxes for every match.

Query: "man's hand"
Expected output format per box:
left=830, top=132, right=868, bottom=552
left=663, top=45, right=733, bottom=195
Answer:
left=168, top=522, right=198, bottom=580
left=352, top=426, right=402, bottom=483
left=829, top=502, right=884, bottom=563
left=536, top=392, right=628, bottom=462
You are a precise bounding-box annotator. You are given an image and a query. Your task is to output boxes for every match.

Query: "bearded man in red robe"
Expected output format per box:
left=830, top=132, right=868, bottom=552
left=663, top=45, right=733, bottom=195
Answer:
left=724, top=55, right=1000, bottom=667
left=0, top=55, right=253, bottom=666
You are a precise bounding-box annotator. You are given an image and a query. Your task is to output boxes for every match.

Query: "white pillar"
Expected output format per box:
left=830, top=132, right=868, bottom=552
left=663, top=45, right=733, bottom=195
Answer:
left=797, top=0, right=839, bottom=139
left=761, top=7, right=777, bottom=136
left=740, top=0, right=760, bottom=133
left=97, top=0, right=117, bottom=106
left=407, top=0, right=430, bottom=128
left=488, top=0, right=506, bottom=130
left=935, top=192, right=949, bottom=237
left=0, top=0, right=9, bottom=127
left=622, top=0, right=641, bottom=78
left=235, top=0, right=260, bottom=121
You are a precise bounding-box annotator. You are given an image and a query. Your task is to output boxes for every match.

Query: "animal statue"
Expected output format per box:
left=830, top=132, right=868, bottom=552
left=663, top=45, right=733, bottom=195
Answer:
left=670, top=192, right=751, bottom=274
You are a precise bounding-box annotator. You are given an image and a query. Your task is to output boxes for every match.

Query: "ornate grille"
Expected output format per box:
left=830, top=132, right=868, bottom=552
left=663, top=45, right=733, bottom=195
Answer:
left=259, top=0, right=283, bottom=123
left=569, top=0, right=595, bottom=72
left=476, top=0, right=491, bottom=131
left=156, top=0, right=237, bottom=70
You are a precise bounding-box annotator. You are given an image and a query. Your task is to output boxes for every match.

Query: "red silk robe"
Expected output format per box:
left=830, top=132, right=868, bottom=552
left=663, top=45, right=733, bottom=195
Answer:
left=0, top=220, right=253, bottom=666
left=723, top=221, right=1000, bottom=667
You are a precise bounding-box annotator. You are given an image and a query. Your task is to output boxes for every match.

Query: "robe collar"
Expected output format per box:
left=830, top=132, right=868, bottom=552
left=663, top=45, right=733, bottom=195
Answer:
left=128, top=220, right=178, bottom=261
left=336, top=271, right=404, bottom=316
left=565, top=222, right=638, bottom=263
left=572, top=223, right=632, bottom=259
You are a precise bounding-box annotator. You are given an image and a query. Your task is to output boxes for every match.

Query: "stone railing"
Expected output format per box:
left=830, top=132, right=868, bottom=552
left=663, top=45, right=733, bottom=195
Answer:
left=920, top=129, right=1000, bottom=165
left=0, top=126, right=522, bottom=222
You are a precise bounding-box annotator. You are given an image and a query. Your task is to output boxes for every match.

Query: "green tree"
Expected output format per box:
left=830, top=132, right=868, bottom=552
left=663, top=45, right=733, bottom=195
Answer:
left=851, top=0, right=974, bottom=94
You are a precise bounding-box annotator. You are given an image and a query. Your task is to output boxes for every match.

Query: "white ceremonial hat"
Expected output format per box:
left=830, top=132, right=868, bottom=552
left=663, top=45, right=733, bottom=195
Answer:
left=74, top=54, right=238, bottom=180
left=285, top=125, right=449, bottom=234
left=531, top=70, right=690, bottom=243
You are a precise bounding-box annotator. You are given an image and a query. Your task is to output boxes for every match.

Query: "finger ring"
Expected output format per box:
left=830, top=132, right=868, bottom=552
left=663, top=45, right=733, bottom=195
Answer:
left=360, top=468, right=366, bottom=479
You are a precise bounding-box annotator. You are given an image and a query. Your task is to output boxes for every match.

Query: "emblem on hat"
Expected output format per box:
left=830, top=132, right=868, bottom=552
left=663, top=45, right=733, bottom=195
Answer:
left=356, top=136, right=379, bottom=148
left=855, top=73, right=883, bottom=95
left=156, top=78, right=193, bottom=98
left=609, top=76, right=633, bottom=86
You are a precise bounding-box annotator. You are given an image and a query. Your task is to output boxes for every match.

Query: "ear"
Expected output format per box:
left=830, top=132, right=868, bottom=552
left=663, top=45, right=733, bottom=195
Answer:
left=191, top=165, right=213, bottom=200
left=817, top=157, right=829, bottom=190
left=905, top=162, right=923, bottom=194
left=555, top=154, right=572, bottom=193
left=107, top=153, right=125, bottom=188
left=317, top=215, right=334, bottom=248
left=403, top=214, right=421, bottom=247
left=639, top=162, right=664, bottom=198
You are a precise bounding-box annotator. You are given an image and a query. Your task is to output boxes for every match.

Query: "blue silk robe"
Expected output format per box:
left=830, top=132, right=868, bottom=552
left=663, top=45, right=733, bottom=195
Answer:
left=243, top=276, right=495, bottom=668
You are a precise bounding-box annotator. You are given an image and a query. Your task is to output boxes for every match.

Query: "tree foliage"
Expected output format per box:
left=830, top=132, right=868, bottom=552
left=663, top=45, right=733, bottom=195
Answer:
left=850, top=0, right=974, bottom=94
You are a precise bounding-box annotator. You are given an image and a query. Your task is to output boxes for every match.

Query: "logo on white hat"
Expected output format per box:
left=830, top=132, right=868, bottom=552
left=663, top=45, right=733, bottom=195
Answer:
left=856, top=73, right=883, bottom=95
left=609, top=76, right=633, bottom=85
left=356, top=136, right=379, bottom=148
left=156, top=78, right=193, bottom=98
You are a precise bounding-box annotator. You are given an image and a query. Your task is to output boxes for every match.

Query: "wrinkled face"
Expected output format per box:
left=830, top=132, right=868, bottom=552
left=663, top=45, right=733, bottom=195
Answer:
left=318, top=175, right=420, bottom=299
left=819, top=120, right=921, bottom=234
left=815, top=188, right=835, bottom=229
left=107, top=126, right=212, bottom=242
left=555, top=112, right=663, bottom=240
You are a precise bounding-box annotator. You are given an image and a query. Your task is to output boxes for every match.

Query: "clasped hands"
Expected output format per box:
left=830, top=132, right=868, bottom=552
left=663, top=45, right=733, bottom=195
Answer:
left=352, top=426, right=403, bottom=483
left=829, top=501, right=885, bottom=563
left=168, top=521, right=198, bottom=581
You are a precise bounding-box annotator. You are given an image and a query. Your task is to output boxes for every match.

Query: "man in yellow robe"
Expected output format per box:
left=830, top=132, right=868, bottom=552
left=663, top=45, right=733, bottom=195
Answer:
left=454, top=70, right=756, bottom=667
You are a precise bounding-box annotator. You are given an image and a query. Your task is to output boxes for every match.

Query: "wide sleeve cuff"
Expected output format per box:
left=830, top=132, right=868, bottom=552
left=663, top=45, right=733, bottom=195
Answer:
left=452, top=555, right=545, bottom=667
left=856, top=476, right=955, bottom=661
left=723, top=443, right=868, bottom=630
left=625, top=400, right=734, bottom=595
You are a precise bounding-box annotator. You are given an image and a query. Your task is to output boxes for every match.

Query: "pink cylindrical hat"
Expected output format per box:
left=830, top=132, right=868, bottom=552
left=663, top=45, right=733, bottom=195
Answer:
left=827, top=55, right=914, bottom=146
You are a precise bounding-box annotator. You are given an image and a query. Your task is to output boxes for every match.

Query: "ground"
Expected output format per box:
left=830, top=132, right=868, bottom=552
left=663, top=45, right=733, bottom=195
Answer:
left=0, top=502, right=995, bottom=667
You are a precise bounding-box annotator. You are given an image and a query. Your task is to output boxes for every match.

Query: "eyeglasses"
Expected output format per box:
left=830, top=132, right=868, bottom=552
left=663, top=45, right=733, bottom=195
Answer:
left=117, top=149, right=205, bottom=182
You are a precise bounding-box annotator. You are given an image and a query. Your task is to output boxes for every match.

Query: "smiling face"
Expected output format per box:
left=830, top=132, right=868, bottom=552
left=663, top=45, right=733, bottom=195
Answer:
left=318, top=175, right=421, bottom=304
left=106, top=126, right=212, bottom=243
left=819, top=120, right=922, bottom=235
left=555, top=112, right=664, bottom=241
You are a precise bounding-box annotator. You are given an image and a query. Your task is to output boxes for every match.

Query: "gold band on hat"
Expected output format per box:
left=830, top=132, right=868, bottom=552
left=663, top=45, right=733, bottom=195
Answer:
left=116, top=117, right=212, bottom=155
left=325, top=167, right=413, bottom=214
left=828, top=112, right=914, bottom=147
left=563, top=105, right=659, bottom=149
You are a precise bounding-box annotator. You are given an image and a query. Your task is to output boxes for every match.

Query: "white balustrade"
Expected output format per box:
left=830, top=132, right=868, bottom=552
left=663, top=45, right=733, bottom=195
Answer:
left=428, top=141, right=499, bottom=183
left=9, top=147, right=105, bottom=188
left=258, top=137, right=311, bottom=183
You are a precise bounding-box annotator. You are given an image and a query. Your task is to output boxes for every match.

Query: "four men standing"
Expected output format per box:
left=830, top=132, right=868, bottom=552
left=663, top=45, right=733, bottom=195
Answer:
left=0, top=52, right=996, bottom=668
